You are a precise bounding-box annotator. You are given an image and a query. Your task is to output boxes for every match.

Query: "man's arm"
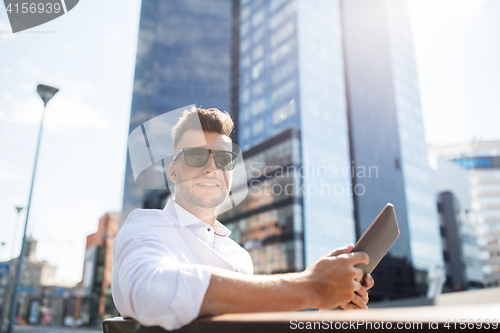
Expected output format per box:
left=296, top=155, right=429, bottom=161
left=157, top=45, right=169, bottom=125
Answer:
left=200, top=245, right=372, bottom=316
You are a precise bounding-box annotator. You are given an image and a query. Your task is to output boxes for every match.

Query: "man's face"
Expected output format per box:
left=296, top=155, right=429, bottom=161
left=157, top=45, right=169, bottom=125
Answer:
left=169, top=130, right=234, bottom=209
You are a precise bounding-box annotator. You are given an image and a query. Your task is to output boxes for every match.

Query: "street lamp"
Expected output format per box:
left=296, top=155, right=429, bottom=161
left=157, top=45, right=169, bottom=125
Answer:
left=6, top=84, right=59, bottom=333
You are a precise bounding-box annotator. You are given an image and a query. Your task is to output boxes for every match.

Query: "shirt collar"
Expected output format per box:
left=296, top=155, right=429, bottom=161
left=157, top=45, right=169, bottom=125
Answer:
left=163, top=199, right=231, bottom=237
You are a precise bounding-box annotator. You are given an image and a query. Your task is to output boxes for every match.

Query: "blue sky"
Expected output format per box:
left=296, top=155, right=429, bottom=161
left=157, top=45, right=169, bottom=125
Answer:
left=0, top=0, right=499, bottom=283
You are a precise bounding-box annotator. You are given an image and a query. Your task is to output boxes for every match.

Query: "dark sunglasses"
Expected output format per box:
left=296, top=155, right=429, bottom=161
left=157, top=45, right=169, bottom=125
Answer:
left=173, top=147, right=238, bottom=171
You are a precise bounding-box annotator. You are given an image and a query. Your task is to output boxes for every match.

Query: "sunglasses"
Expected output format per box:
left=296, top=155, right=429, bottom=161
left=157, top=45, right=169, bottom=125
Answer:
left=173, top=147, right=238, bottom=171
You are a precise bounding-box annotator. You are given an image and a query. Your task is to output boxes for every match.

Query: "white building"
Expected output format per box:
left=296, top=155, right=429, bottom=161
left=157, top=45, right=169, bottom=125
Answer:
left=430, top=140, right=500, bottom=285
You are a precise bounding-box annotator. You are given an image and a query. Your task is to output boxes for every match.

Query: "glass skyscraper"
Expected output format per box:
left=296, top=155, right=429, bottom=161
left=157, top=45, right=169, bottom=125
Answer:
left=122, top=0, right=234, bottom=223
left=122, top=0, right=444, bottom=300
left=237, top=0, right=356, bottom=269
left=430, top=140, right=500, bottom=285
left=341, top=0, right=443, bottom=296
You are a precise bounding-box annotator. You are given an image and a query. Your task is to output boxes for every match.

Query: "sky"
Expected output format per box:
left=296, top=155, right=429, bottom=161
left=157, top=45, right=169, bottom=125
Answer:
left=0, top=0, right=499, bottom=283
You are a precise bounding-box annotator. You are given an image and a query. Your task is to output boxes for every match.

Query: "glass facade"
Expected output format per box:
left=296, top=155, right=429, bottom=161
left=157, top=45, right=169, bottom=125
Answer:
left=238, top=0, right=300, bottom=151
left=122, top=0, right=234, bottom=224
left=341, top=0, right=442, bottom=297
left=296, top=0, right=356, bottom=266
left=219, top=129, right=304, bottom=273
left=237, top=0, right=355, bottom=269
left=386, top=0, right=444, bottom=274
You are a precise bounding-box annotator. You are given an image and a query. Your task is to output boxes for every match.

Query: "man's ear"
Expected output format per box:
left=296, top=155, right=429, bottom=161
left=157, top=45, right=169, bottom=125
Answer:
left=168, top=162, right=177, bottom=184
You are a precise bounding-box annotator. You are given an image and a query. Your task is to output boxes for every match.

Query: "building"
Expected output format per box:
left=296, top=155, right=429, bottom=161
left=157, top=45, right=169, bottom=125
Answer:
left=121, top=0, right=236, bottom=227
left=74, top=213, right=119, bottom=326
left=122, top=0, right=443, bottom=300
left=218, top=128, right=304, bottom=273
left=0, top=237, right=76, bottom=326
left=437, top=191, right=483, bottom=291
left=235, top=0, right=441, bottom=299
left=431, top=156, right=483, bottom=291
left=430, top=140, right=500, bottom=285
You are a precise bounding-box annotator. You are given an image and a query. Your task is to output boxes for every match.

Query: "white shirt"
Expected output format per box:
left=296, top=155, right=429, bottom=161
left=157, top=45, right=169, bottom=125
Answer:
left=112, top=199, right=254, bottom=330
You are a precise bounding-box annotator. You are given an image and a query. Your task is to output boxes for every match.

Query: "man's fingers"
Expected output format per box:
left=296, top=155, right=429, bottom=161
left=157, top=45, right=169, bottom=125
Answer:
left=355, top=285, right=369, bottom=304
left=362, top=273, right=374, bottom=290
left=354, top=267, right=364, bottom=282
left=345, top=293, right=368, bottom=310
left=348, top=251, right=370, bottom=265
left=341, top=302, right=359, bottom=310
left=327, top=243, right=354, bottom=257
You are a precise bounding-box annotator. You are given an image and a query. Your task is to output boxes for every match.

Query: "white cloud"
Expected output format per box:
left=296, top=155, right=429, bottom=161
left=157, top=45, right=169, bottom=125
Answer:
left=0, top=80, right=108, bottom=133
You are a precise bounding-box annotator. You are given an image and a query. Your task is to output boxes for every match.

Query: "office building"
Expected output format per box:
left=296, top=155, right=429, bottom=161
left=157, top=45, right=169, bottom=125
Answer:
left=235, top=0, right=441, bottom=299
left=430, top=140, right=500, bottom=285
left=430, top=156, right=483, bottom=291
left=122, top=0, right=443, bottom=300
left=121, top=0, right=236, bottom=226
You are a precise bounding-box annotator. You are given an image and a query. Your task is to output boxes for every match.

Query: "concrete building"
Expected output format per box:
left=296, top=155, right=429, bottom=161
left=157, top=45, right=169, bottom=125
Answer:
left=74, top=213, right=119, bottom=326
left=430, top=156, right=483, bottom=291
left=0, top=237, right=76, bottom=326
left=430, top=140, right=500, bottom=285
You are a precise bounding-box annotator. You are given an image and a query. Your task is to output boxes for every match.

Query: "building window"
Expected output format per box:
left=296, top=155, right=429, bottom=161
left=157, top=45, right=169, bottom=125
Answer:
left=253, top=44, right=264, bottom=62
left=252, top=98, right=267, bottom=116
left=241, top=54, right=251, bottom=69
left=240, top=37, right=250, bottom=54
left=271, top=21, right=294, bottom=48
left=270, top=0, right=289, bottom=12
left=253, top=25, right=265, bottom=43
left=241, top=88, right=250, bottom=104
left=252, top=80, right=264, bottom=97
left=272, top=59, right=295, bottom=86
left=272, top=79, right=295, bottom=104
left=253, top=119, right=264, bottom=135
left=270, top=1, right=295, bottom=30
left=240, top=20, right=251, bottom=38
left=240, top=6, right=251, bottom=22
left=253, top=9, right=265, bottom=28
left=271, top=39, right=295, bottom=65
left=272, top=102, right=296, bottom=125
left=252, top=60, right=265, bottom=80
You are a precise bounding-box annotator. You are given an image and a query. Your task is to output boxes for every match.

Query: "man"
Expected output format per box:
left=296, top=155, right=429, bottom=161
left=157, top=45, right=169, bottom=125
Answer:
left=112, top=107, right=374, bottom=331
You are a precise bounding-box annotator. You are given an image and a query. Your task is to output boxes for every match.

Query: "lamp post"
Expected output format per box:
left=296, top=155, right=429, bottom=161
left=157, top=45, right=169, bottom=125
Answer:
left=10, top=207, right=23, bottom=261
left=6, top=85, right=59, bottom=333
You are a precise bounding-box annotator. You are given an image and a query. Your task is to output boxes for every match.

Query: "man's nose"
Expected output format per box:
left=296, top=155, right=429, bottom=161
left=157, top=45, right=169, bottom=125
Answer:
left=202, top=154, right=218, bottom=173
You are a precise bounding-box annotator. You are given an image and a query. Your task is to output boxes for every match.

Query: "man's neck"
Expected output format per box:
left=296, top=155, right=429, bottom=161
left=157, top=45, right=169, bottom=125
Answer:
left=173, top=197, right=219, bottom=227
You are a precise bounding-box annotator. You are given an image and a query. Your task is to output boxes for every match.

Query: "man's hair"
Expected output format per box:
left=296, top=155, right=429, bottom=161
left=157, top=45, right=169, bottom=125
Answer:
left=171, top=107, right=234, bottom=150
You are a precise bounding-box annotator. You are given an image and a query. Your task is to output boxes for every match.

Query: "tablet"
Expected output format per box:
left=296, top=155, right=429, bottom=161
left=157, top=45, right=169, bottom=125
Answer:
left=353, top=203, right=400, bottom=284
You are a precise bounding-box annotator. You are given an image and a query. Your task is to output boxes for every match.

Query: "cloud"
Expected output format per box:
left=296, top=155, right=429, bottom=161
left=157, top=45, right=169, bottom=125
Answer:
left=0, top=80, right=108, bottom=134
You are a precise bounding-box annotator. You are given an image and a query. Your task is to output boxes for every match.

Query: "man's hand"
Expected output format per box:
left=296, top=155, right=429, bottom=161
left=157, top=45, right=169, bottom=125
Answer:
left=300, top=244, right=373, bottom=310
left=199, top=243, right=374, bottom=316
left=330, top=244, right=375, bottom=310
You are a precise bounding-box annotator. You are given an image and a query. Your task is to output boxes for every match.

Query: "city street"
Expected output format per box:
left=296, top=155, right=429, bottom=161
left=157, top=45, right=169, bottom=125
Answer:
left=12, top=326, right=101, bottom=333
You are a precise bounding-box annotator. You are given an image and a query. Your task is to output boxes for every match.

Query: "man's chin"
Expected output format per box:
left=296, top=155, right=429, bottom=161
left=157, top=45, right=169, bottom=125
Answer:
left=192, top=197, right=226, bottom=209
left=185, top=191, right=228, bottom=208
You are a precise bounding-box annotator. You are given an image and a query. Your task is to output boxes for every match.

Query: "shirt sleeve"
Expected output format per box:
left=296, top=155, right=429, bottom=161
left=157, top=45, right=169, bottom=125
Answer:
left=112, top=233, right=212, bottom=331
